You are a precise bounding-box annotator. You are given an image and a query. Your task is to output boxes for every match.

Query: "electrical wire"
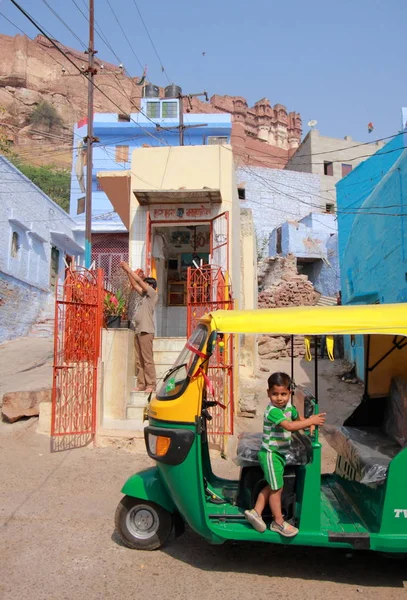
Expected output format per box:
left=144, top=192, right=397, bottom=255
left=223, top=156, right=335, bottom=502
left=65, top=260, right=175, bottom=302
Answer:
left=40, top=0, right=87, bottom=50
left=130, top=0, right=171, bottom=84
left=104, top=0, right=144, bottom=71
left=7, top=0, right=170, bottom=147
left=70, top=0, right=123, bottom=65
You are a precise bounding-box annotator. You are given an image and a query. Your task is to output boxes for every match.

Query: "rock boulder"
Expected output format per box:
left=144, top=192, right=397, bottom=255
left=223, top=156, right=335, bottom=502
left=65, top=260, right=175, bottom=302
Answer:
left=1, top=389, right=51, bottom=423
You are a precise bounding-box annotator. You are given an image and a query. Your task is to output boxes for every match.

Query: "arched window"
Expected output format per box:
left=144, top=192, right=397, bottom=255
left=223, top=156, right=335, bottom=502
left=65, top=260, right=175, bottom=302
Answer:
left=11, top=231, right=20, bottom=258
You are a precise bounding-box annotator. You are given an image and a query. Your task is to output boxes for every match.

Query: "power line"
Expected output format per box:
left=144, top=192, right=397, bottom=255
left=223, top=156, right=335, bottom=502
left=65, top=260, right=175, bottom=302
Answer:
left=130, top=0, right=171, bottom=84
left=7, top=0, right=170, bottom=147
left=40, top=0, right=87, bottom=50
left=70, top=0, right=123, bottom=65
left=105, top=0, right=144, bottom=71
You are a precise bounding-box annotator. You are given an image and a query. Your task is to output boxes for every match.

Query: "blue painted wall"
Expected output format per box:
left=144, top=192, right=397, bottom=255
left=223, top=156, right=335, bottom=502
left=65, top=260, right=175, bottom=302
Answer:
left=70, top=102, right=232, bottom=229
left=269, top=213, right=340, bottom=296
left=336, top=131, right=407, bottom=376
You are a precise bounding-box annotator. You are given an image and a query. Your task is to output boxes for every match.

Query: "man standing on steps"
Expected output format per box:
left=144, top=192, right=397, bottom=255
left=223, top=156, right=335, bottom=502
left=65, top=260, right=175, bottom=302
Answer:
left=121, top=262, right=158, bottom=393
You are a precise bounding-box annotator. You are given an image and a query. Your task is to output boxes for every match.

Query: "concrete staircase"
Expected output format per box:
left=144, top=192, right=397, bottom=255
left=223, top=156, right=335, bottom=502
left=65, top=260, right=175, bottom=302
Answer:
left=126, top=337, right=186, bottom=421
left=29, top=294, right=55, bottom=338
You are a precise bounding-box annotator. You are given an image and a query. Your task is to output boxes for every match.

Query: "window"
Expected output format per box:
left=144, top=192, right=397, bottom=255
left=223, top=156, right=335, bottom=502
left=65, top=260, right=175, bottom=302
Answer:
left=11, top=231, right=20, bottom=258
left=156, top=325, right=208, bottom=401
left=162, top=101, right=178, bottom=118
left=115, top=145, right=129, bottom=163
left=238, top=188, right=246, bottom=200
left=146, top=101, right=160, bottom=119
left=326, top=203, right=335, bottom=214
left=77, top=196, right=85, bottom=214
left=323, top=161, right=334, bottom=176
left=207, top=136, right=229, bottom=145
left=341, top=163, right=352, bottom=177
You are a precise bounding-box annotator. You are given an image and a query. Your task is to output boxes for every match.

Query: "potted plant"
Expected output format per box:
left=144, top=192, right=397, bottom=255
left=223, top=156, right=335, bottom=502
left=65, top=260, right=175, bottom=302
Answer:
left=104, top=290, right=125, bottom=328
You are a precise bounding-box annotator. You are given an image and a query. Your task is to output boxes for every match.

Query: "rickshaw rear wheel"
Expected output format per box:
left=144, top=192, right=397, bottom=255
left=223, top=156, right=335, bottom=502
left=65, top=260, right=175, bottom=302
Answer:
left=115, top=496, right=173, bottom=550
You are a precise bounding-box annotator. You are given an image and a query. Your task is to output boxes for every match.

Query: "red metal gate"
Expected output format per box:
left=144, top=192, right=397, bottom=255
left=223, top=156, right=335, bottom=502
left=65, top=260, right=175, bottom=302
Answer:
left=51, top=267, right=104, bottom=439
left=187, top=265, right=234, bottom=437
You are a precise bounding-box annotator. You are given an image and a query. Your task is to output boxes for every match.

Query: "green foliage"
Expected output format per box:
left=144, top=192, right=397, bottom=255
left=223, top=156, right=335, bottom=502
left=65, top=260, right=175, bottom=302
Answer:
left=8, top=155, right=70, bottom=212
left=29, top=101, right=64, bottom=130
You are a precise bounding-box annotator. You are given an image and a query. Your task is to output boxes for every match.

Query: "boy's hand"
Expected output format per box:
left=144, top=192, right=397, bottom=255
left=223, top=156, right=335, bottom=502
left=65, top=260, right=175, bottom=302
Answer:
left=310, top=413, right=326, bottom=426
left=120, top=261, right=130, bottom=272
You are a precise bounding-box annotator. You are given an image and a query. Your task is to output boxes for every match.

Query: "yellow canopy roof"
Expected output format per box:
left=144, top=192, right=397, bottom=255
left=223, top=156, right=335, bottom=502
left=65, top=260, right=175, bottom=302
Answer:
left=205, top=304, right=407, bottom=336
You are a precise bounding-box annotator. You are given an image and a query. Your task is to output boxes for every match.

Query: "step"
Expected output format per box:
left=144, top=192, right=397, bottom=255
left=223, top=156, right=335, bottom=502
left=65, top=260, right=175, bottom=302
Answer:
left=126, top=405, right=147, bottom=420
left=154, top=337, right=186, bottom=352
left=101, top=418, right=146, bottom=433
left=153, top=349, right=182, bottom=365
left=128, top=390, right=151, bottom=407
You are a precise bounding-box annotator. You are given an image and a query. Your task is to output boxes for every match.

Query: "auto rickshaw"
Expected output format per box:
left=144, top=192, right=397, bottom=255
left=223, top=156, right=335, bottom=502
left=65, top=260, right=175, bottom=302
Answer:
left=115, top=304, right=407, bottom=553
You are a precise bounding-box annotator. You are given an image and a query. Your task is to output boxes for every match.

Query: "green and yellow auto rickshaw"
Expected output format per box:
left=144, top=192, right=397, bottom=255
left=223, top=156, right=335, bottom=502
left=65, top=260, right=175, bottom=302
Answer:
left=115, top=304, right=407, bottom=553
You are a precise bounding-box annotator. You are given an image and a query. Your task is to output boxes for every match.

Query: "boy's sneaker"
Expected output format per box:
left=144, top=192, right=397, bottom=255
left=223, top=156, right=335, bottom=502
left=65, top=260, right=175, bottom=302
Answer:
left=244, top=509, right=266, bottom=533
left=270, top=520, right=298, bottom=537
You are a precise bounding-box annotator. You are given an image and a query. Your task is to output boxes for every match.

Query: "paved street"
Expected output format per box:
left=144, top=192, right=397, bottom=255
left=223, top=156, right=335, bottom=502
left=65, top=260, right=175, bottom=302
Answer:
left=1, top=418, right=406, bottom=600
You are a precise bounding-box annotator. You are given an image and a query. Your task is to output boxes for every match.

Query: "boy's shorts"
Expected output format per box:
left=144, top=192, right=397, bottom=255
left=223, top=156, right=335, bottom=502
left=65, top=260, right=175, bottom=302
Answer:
left=258, top=449, right=286, bottom=490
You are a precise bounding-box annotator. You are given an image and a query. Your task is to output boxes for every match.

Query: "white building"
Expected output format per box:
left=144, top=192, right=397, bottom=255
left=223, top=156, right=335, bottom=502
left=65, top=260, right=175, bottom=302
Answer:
left=285, top=129, right=385, bottom=208
left=0, top=155, right=84, bottom=342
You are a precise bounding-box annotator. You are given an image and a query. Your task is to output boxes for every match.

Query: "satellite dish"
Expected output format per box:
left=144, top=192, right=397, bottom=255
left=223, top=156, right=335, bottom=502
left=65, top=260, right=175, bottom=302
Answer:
left=308, top=119, right=318, bottom=128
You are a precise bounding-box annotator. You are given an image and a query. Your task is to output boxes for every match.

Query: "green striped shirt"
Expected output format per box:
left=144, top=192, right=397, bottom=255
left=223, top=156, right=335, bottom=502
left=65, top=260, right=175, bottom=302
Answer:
left=261, top=404, right=299, bottom=455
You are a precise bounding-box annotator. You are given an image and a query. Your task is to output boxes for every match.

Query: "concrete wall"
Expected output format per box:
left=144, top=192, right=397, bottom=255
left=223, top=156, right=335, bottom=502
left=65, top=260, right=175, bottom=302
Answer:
left=101, top=329, right=134, bottom=421
left=286, top=129, right=386, bottom=205
left=0, top=155, right=84, bottom=343
left=336, top=132, right=407, bottom=377
left=236, top=165, right=321, bottom=255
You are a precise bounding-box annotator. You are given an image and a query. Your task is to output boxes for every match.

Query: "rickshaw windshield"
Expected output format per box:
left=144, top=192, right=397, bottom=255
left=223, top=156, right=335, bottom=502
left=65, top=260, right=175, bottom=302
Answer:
left=156, top=324, right=208, bottom=401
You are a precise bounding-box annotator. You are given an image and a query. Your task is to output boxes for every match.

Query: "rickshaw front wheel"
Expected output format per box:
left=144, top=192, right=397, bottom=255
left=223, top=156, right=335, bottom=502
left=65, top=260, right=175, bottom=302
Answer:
left=115, top=496, right=173, bottom=550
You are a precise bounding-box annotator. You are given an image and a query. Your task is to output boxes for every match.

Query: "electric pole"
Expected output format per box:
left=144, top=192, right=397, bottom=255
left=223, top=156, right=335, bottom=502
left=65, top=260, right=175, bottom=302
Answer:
left=84, top=0, right=97, bottom=268
left=178, top=91, right=209, bottom=146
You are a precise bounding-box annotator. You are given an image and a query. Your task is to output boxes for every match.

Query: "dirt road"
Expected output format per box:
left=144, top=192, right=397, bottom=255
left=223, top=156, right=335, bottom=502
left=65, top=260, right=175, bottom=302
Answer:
left=1, top=417, right=406, bottom=600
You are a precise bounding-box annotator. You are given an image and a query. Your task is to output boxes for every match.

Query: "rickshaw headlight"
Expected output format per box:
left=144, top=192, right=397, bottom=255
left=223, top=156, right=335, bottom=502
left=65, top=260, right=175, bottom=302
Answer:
left=148, top=434, right=171, bottom=457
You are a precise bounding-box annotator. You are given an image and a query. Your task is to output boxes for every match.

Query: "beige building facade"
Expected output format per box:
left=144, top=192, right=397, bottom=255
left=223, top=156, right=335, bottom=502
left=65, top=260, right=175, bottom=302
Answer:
left=285, top=129, right=385, bottom=209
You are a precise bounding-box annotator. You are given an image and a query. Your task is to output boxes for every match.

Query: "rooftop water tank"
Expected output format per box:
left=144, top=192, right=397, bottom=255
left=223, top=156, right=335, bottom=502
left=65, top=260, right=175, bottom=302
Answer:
left=144, top=83, right=160, bottom=98
left=165, top=84, right=182, bottom=98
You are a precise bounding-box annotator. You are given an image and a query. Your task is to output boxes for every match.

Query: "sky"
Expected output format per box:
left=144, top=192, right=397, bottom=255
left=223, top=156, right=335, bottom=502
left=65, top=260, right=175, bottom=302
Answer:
left=0, top=0, right=406, bottom=143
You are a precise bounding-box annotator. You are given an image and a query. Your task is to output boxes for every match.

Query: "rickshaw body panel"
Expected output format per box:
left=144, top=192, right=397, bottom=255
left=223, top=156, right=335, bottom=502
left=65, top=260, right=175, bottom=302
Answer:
left=121, top=466, right=176, bottom=514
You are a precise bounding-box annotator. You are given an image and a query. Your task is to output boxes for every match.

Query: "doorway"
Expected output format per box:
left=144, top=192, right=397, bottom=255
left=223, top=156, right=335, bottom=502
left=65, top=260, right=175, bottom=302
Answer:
left=50, top=246, right=60, bottom=291
left=151, top=224, right=210, bottom=337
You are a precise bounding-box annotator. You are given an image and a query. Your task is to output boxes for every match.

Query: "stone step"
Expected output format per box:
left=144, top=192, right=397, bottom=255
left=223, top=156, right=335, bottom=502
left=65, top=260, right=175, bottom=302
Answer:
left=153, top=349, right=181, bottom=365
left=102, top=417, right=146, bottom=432
left=153, top=337, right=186, bottom=352
left=126, top=405, right=147, bottom=420
left=128, top=390, right=151, bottom=407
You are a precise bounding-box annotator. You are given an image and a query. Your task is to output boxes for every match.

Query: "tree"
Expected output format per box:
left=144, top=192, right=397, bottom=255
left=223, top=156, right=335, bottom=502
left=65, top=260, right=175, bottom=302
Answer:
left=9, top=155, right=71, bottom=212
left=29, top=101, right=64, bottom=131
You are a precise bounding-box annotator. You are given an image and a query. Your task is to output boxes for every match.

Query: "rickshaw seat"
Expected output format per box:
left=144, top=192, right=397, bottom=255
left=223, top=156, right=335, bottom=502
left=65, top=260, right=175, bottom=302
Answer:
left=324, top=376, right=407, bottom=485
left=235, top=431, right=312, bottom=468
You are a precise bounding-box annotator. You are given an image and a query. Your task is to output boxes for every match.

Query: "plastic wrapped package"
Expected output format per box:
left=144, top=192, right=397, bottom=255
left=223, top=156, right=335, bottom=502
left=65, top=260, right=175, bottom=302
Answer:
left=234, top=431, right=312, bottom=468
left=323, top=425, right=401, bottom=485
left=382, top=376, right=407, bottom=447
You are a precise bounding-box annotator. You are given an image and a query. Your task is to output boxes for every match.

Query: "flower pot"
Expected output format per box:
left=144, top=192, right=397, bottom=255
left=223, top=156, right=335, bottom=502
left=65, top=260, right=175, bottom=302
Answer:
left=106, top=316, right=121, bottom=329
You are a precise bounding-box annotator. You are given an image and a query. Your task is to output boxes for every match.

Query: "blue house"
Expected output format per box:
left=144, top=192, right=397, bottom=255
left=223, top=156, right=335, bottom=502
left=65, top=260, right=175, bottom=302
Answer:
left=70, top=97, right=231, bottom=278
left=269, top=212, right=340, bottom=297
left=336, top=131, right=407, bottom=375
left=0, top=155, right=84, bottom=343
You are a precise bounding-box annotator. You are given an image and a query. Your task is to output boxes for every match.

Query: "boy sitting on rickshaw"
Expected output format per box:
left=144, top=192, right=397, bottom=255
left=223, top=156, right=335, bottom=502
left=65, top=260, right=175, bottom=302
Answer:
left=245, top=372, right=326, bottom=537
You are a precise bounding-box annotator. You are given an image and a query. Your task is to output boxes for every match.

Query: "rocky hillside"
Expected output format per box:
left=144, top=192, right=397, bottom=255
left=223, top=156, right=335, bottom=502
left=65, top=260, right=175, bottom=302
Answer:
left=0, top=33, right=149, bottom=165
